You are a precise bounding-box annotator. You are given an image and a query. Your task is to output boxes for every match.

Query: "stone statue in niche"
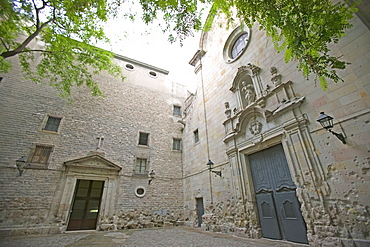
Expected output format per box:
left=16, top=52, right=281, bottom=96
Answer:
left=241, top=81, right=256, bottom=107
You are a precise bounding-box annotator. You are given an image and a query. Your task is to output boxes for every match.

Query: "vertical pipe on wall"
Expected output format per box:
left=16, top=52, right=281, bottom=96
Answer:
left=199, top=53, right=213, bottom=204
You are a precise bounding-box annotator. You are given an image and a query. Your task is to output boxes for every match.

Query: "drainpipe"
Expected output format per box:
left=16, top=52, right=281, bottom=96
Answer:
left=199, top=54, right=213, bottom=205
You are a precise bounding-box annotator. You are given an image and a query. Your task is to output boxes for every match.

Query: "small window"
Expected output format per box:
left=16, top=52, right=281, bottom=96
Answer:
left=138, top=132, right=149, bottom=146
left=30, top=144, right=53, bottom=165
left=173, top=138, right=181, bottom=151
left=42, top=115, right=62, bottom=133
left=135, top=158, right=147, bottom=174
left=194, top=129, right=199, bottom=143
left=125, top=64, right=134, bottom=70
left=173, top=106, right=181, bottom=116
left=149, top=71, right=157, bottom=77
left=134, top=186, right=146, bottom=197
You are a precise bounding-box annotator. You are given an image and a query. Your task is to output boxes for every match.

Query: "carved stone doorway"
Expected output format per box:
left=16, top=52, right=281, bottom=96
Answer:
left=56, top=153, right=121, bottom=232
left=248, top=144, right=308, bottom=244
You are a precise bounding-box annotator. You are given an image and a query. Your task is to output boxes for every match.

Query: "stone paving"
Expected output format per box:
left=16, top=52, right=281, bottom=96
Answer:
left=0, top=227, right=307, bottom=247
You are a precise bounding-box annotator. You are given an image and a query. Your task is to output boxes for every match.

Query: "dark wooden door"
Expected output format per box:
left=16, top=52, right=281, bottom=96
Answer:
left=67, top=180, right=104, bottom=231
left=196, top=198, right=204, bottom=227
left=249, top=144, right=308, bottom=244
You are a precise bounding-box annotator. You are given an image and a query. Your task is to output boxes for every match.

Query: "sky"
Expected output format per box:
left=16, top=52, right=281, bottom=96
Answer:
left=102, top=6, right=203, bottom=93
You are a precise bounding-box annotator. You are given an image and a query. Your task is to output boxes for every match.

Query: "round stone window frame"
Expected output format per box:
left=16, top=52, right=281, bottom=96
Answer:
left=223, top=25, right=251, bottom=64
left=134, top=186, right=146, bottom=198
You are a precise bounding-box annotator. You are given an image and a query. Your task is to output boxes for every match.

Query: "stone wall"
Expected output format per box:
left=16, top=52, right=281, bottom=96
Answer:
left=182, top=7, right=370, bottom=246
left=0, top=52, right=186, bottom=235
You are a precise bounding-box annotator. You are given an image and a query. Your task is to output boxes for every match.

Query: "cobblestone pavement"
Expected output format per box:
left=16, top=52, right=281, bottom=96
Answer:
left=0, top=227, right=307, bottom=247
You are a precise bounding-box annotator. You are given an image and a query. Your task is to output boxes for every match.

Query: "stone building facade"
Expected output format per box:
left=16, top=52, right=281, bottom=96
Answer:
left=0, top=2, right=369, bottom=246
left=0, top=47, right=187, bottom=235
left=182, top=5, right=369, bottom=247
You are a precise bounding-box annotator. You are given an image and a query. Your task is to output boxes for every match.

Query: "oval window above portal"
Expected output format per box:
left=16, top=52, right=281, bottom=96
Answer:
left=223, top=26, right=250, bottom=63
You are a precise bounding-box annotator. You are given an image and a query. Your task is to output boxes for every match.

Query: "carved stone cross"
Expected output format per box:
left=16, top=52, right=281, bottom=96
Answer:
left=96, top=135, right=104, bottom=150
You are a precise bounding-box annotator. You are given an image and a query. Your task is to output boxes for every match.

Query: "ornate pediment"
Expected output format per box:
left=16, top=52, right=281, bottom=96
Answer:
left=64, top=154, right=121, bottom=171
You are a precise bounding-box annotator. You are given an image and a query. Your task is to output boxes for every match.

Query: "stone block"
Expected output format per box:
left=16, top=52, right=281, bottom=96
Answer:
left=163, top=222, right=173, bottom=227
left=99, top=224, right=116, bottom=231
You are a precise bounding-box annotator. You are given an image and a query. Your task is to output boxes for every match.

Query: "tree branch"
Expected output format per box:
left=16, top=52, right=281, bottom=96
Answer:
left=32, top=0, right=48, bottom=29
left=1, top=18, right=55, bottom=59
left=16, top=49, right=54, bottom=54
left=0, top=38, right=10, bottom=52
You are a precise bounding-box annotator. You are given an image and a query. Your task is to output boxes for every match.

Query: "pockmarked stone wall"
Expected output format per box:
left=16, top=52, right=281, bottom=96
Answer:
left=182, top=7, right=370, bottom=246
left=0, top=49, right=186, bottom=235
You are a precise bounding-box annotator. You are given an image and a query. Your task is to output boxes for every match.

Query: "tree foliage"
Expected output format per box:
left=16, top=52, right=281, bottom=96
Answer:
left=0, top=0, right=359, bottom=96
left=0, top=0, right=124, bottom=97
left=217, top=0, right=359, bottom=89
left=138, top=0, right=358, bottom=89
left=136, top=0, right=209, bottom=45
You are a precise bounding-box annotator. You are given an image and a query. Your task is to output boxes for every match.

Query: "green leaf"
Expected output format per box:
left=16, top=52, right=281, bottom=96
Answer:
left=1, top=0, right=124, bottom=97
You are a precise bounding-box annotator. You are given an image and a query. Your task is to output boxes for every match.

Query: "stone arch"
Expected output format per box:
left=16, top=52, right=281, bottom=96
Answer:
left=235, top=107, right=265, bottom=135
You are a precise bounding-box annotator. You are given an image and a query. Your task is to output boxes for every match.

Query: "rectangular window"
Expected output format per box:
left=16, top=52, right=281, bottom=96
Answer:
left=30, top=145, right=53, bottom=164
left=194, top=129, right=199, bottom=143
left=135, top=158, right=147, bottom=174
left=173, top=106, right=181, bottom=116
left=138, top=132, right=149, bottom=146
left=42, top=115, right=62, bottom=133
left=173, top=138, right=181, bottom=151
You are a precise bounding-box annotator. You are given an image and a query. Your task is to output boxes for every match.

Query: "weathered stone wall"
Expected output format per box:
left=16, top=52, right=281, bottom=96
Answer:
left=182, top=7, right=370, bottom=246
left=0, top=51, right=186, bottom=235
left=0, top=167, right=62, bottom=236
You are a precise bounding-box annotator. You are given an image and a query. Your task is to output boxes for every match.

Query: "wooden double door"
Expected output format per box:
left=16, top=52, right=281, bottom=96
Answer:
left=248, top=144, right=308, bottom=244
left=67, top=180, right=104, bottom=231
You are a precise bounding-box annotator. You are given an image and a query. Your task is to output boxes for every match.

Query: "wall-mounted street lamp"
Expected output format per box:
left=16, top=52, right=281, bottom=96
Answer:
left=317, top=112, right=346, bottom=144
left=15, top=156, right=29, bottom=176
left=148, top=170, right=155, bottom=185
left=207, top=159, right=222, bottom=177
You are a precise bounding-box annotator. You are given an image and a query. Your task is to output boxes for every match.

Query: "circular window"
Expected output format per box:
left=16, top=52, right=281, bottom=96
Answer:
left=134, top=186, right=146, bottom=198
left=125, top=64, right=135, bottom=71
left=223, top=26, right=250, bottom=63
